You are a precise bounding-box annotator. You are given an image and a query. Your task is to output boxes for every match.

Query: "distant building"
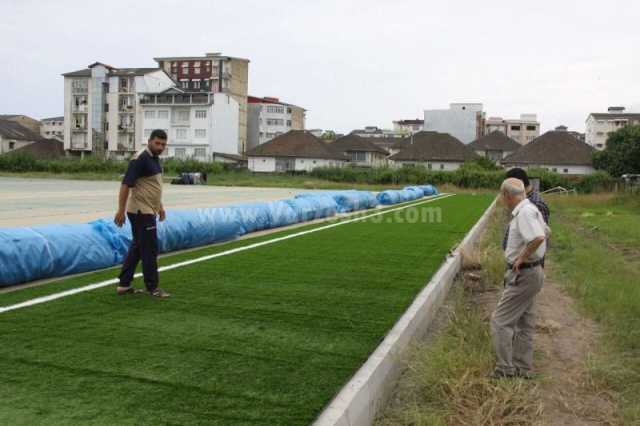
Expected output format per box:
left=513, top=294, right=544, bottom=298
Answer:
left=247, top=96, right=306, bottom=150
left=62, top=62, right=175, bottom=157
left=7, top=139, right=65, bottom=159
left=388, top=131, right=479, bottom=170
left=392, top=119, right=424, bottom=135
left=0, top=114, right=41, bottom=134
left=41, top=116, right=64, bottom=141
left=246, top=130, right=347, bottom=172
left=485, top=114, right=540, bottom=145
left=329, top=134, right=389, bottom=167
left=585, top=106, right=640, bottom=150
left=0, top=119, right=46, bottom=154
left=350, top=126, right=402, bottom=138
left=139, top=89, right=240, bottom=161
left=502, top=131, right=596, bottom=175
left=369, top=136, right=410, bottom=156
left=468, top=131, right=521, bottom=162
left=423, top=103, right=485, bottom=144
left=154, top=52, right=250, bottom=153
left=555, top=125, right=585, bottom=143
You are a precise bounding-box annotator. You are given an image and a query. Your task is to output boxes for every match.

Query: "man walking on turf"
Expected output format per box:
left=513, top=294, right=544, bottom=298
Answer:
left=491, top=178, right=549, bottom=379
left=114, top=129, right=170, bottom=298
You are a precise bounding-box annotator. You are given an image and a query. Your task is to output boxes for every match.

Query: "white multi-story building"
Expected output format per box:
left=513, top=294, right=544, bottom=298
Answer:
left=247, top=96, right=306, bottom=150
left=423, top=103, right=485, bottom=144
left=485, top=114, right=540, bottom=145
left=585, top=106, right=640, bottom=150
left=62, top=62, right=175, bottom=157
left=139, top=90, right=239, bottom=160
left=40, top=116, right=64, bottom=141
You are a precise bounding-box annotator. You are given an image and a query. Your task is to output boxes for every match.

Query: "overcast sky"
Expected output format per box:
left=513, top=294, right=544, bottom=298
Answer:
left=1, top=0, right=638, bottom=133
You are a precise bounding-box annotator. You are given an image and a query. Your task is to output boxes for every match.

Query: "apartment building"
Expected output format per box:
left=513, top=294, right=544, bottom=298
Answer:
left=62, top=62, right=174, bottom=157
left=154, top=52, right=249, bottom=153
left=247, top=96, right=306, bottom=150
left=41, top=116, right=64, bottom=141
left=585, top=106, right=640, bottom=150
left=392, top=119, right=424, bottom=135
left=350, top=126, right=402, bottom=138
left=423, top=103, right=485, bottom=144
left=138, top=90, right=239, bottom=160
left=485, top=114, right=540, bottom=145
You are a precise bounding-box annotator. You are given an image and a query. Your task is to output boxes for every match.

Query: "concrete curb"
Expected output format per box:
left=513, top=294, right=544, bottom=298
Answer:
left=313, top=196, right=499, bottom=426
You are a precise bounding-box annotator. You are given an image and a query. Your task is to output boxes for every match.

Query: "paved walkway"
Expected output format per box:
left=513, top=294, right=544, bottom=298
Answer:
left=0, top=177, right=306, bottom=227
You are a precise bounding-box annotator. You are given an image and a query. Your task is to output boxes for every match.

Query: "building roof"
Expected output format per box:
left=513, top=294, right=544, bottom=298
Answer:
left=468, top=131, right=521, bottom=152
left=329, top=134, right=389, bottom=155
left=502, top=131, right=595, bottom=166
left=367, top=136, right=410, bottom=149
left=6, top=139, right=65, bottom=159
left=62, top=65, right=161, bottom=77
left=389, top=131, right=479, bottom=162
left=246, top=130, right=347, bottom=160
left=0, top=119, right=43, bottom=141
left=212, top=152, right=247, bottom=162
left=41, top=116, right=64, bottom=122
left=588, top=112, right=640, bottom=121
left=394, top=119, right=424, bottom=125
left=153, top=54, right=250, bottom=63
left=247, top=96, right=305, bottom=110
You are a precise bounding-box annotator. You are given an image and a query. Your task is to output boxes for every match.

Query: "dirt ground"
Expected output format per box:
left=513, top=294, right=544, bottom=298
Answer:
left=475, top=263, right=618, bottom=425
left=0, top=177, right=308, bottom=227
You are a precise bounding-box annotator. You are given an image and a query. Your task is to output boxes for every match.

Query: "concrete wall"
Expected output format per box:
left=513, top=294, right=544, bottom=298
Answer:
left=211, top=93, right=240, bottom=155
left=0, top=137, right=34, bottom=154
left=504, top=163, right=595, bottom=175
left=294, top=158, right=341, bottom=172
left=248, top=156, right=276, bottom=172
left=392, top=160, right=463, bottom=171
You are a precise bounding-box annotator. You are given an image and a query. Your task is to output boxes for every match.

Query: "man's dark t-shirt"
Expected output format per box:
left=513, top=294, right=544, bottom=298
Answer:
left=122, top=148, right=163, bottom=214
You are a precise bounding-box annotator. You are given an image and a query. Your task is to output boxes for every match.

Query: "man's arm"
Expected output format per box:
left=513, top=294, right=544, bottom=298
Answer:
left=512, top=236, right=545, bottom=271
left=114, top=184, right=130, bottom=227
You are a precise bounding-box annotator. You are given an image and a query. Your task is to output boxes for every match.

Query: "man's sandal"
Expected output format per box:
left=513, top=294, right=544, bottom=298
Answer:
left=149, top=288, right=171, bottom=298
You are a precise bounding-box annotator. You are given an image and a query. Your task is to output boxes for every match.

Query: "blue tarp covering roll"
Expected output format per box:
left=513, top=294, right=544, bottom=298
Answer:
left=0, top=186, right=437, bottom=286
left=403, top=186, right=425, bottom=197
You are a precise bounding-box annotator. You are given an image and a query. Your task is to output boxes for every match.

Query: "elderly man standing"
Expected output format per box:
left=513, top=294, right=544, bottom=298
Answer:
left=491, top=178, right=549, bottom=379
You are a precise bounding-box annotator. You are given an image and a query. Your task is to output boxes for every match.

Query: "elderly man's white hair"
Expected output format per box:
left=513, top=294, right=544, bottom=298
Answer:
left=501, top=177, right=526, bottom=197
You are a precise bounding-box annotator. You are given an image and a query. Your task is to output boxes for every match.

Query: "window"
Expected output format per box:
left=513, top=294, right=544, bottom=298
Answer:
left=176, top=128, right=188, bottom=140
left=193, top=80, right=201, bottom=89
left=177, top=110, right=190, bottom=121
left=440, top=164, right=444, bottom=170
left=265, top=105, right=285, bottom=114
left=194, top=129, right=206, bottom=138
left=194, top=148, right=206, bottom=157
left=266, top=118, right=284, bottom=126
left=9, top=142, right=15, bottom=150
left=286, top=120, right=292, bottom=127
left=195, top=110, right=207, bottom=119
left=511, top=125, right=521, bottom=131
left=287, top=107, right=292, bottom=114
left=181, top=80, right=189, bottom=89
left=552, top=168, right=558, bottom=172
left=427, top=163, right=432, bottom=170
left=350, top=151, right=366, bottom=162
left=158, top=110, right=169, bottom=119
left=144, top=110, right=156, bottom=119
left=174, top=148, right=186, bottom=159
left=563, top=168, right=569, bottom=173
left=526, top=125, right=536, bottom=131
left=194, top=67, right=200, bottom=75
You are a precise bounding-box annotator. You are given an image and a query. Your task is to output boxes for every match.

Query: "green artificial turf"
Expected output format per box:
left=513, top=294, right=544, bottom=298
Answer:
left=0, top=194, right=492, bottom=425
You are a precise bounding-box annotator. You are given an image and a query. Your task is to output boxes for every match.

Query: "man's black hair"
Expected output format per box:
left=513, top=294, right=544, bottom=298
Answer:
left=505, top=167, right=530, bottom=187
left=149, top=129, right=168, bottom=141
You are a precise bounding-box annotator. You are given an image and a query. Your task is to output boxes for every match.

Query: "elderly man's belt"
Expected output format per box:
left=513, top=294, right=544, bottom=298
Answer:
left=506, top=259, right=544, bottom=270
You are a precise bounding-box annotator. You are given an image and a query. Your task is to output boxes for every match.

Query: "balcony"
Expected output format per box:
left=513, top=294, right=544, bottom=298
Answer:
left=140, top=93, right=213, bottom=105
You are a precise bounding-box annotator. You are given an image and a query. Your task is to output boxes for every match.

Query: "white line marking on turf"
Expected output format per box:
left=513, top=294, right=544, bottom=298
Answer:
left=0, top=194, right=454, bottom=314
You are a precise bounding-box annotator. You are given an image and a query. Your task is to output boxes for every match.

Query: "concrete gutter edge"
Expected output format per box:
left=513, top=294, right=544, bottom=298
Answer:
left=313, top=196, right=499, bottom=426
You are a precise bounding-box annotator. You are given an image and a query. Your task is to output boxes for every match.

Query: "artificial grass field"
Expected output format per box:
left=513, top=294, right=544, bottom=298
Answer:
left=0, top=193, right=492, bottom=425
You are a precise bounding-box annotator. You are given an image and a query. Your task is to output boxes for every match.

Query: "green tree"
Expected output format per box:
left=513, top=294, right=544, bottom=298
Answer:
left=593, top=125, right=640, bottom=177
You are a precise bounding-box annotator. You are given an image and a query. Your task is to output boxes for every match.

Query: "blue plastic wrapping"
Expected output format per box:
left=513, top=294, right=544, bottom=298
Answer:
left=0, top=227, right=53, bottom=286
left=403, top=186, right=426, bottom=197
left=296, top=190, right=378, bottom=213
left=420, top=185, right=438, bottom=196
left=263, top=200, right=300, bottom=228
left=230, top=202, right=273, bottom=234
left=156, top=208, right=244, bottom=253
left=376, top=189, right=423, bottom=205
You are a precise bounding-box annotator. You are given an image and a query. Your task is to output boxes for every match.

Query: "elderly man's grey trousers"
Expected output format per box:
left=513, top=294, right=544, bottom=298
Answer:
left=491, top=266, right=544, bottom=375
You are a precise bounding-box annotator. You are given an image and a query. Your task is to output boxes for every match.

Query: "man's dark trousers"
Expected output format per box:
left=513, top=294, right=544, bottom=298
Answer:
left=118, top=212, right=159, bottom=291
